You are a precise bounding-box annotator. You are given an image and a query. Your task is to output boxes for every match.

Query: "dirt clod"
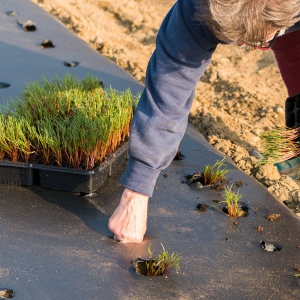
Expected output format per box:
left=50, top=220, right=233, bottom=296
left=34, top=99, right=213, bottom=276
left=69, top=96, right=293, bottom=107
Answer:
left=173, top=150, right=184, bottom=160
left=236, top=181, right=243, bottom=187
left=266, top=214, right=280, bottom=222
left=196, top=203, right=208, bottom=212
left=254, top=225, right=264, bottom=232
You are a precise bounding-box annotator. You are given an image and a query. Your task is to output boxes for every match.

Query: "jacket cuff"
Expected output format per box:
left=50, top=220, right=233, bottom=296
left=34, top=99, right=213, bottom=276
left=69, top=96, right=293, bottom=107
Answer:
left=119, top=158, right=160, bottom=197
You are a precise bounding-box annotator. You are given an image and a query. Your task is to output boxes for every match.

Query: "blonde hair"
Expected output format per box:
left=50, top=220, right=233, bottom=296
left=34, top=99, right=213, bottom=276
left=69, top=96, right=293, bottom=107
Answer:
left=195, top=0, right=300, bottom=43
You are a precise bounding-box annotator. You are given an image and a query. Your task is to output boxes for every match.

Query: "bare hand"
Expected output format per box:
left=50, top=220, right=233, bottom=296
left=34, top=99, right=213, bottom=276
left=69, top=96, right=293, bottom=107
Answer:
left=108, top=188, right=149, bottom=243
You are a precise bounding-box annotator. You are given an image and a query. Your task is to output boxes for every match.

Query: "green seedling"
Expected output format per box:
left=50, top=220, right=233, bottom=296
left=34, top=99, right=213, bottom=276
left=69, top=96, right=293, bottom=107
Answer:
left=203, top=158, right=229, bottom=185
left=221, top=184, right=243, bottom=217
left=145, top=243, right=181, bottom=276
left=0, top=74, right=140, bottom=169
left=294, top=266, right=300, bottom=277
left=259, top=127, right=300, bottom=164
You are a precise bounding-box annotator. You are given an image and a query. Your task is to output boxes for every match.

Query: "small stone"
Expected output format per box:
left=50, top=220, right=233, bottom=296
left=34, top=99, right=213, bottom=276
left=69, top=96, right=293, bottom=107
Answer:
left=251, top=128, right=261, bottom=136
left=273, top=106, right=284, bottom=114
left=209, top=70, right=218, bottom=83
left=249, top=149, right=263, bottom=160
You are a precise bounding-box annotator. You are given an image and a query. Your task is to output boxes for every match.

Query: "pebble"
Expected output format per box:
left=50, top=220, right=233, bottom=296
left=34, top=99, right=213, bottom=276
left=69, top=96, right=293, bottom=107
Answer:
left=249, top=149, right=263, bottom=160
left=251, top=128, right=261, bottom=136
left=274, top=106, right=284, bottom=114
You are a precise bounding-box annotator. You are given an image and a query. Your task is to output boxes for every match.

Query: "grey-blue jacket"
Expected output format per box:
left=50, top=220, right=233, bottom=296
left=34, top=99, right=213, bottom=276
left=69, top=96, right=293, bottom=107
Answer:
left=119, top=0, right=300, bottom=196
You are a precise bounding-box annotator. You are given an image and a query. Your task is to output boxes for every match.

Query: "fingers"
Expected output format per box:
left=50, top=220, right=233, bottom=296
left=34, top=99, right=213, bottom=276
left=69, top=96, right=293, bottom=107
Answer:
left=113, top=234, right=144, bottom=243
left=113, top=235, right=121, bottom=242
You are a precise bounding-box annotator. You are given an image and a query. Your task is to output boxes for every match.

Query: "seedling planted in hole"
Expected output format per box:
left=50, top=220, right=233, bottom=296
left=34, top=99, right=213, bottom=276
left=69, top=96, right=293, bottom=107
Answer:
left=203, top=158, right=229, bottom=185
left=294, top=266, right=300, bottom=277
left=221, top=184, right=243, bottom=217
left=145, top=243, right=181, bottom=276
left=259, top=127, right=300, bottom=164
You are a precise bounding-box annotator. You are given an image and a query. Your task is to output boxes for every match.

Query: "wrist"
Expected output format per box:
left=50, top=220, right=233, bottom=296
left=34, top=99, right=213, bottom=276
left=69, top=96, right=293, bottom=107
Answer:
left=123, top=188, right=149, bottom=199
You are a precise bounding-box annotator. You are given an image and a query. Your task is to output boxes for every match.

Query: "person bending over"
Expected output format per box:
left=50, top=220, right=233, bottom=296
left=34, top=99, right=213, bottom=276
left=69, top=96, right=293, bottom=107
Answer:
left=108, top=0, right=300, bottom=243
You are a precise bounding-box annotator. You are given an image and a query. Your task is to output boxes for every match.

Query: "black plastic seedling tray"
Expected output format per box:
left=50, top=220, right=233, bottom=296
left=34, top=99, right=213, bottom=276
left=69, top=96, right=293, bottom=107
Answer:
left=34, top=142, right=129, bottom=193
left=285, top=92, right=300, bottom=129
left=0, top=160, right=36, bottom=186
left=0, top=142, right=128, bottom=193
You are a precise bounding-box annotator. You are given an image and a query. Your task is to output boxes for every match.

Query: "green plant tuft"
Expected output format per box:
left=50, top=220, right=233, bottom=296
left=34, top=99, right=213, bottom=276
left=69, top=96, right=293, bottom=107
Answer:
left=145, top=243, right=181, bottom=276
left=0, top=73, right=140, bottom=169
left=222, top=184, right=243, bottom=217
left=259, top=127, right=300, bottom=164
left=203, top=158, right=229, bottom=185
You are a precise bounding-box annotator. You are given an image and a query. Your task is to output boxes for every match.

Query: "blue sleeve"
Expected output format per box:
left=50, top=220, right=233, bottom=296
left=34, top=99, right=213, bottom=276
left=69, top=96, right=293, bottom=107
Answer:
left=119, top=0, right=219, bottom=196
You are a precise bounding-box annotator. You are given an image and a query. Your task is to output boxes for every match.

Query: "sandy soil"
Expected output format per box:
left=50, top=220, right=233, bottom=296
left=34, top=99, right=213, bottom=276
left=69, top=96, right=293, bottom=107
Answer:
left=32, top=0, right=300, bottom=216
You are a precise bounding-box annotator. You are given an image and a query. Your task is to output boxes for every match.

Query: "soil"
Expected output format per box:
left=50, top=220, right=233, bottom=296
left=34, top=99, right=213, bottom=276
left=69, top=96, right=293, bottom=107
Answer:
left=32, top=0, right=300, bottom=216
left=196, top=203, right=208, bottom=212
left=266, top=213, right=281, bottom=222
left=254, top=225, right=264, bottom=232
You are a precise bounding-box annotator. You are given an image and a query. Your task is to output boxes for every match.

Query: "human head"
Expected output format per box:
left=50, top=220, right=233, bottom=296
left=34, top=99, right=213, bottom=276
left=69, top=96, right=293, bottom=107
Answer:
left=195, top=0, right=300, bottom=44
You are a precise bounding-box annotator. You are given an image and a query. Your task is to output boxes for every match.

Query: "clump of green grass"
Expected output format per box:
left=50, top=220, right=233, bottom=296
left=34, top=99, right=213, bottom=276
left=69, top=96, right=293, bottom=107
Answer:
left=259, top=127, right=300, bottom=164
left=0, top=74, right=139, bottom=169
left=145, top=243, right=181, bottom=276
left=221, top=184, right=243, bottom=217
left=203, top=158, right=229, bottom=185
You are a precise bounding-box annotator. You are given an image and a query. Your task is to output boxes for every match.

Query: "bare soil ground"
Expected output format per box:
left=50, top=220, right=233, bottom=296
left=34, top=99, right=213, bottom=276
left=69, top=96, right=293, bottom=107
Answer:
left=32, top=0, right=300, bottom=216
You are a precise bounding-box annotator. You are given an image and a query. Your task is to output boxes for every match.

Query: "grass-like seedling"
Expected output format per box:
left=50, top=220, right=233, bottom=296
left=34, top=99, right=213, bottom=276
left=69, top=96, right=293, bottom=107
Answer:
left=203, top=158, right=229, bottom=185
left=222, top=184, right=243, bottom=217
left=294, top=266, right=300, bottom=277
left=145, top=243, right=181, bottom=276
left=259, top=127, right=300, bottom=164
left=0, top=74, right=139, bottom=169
